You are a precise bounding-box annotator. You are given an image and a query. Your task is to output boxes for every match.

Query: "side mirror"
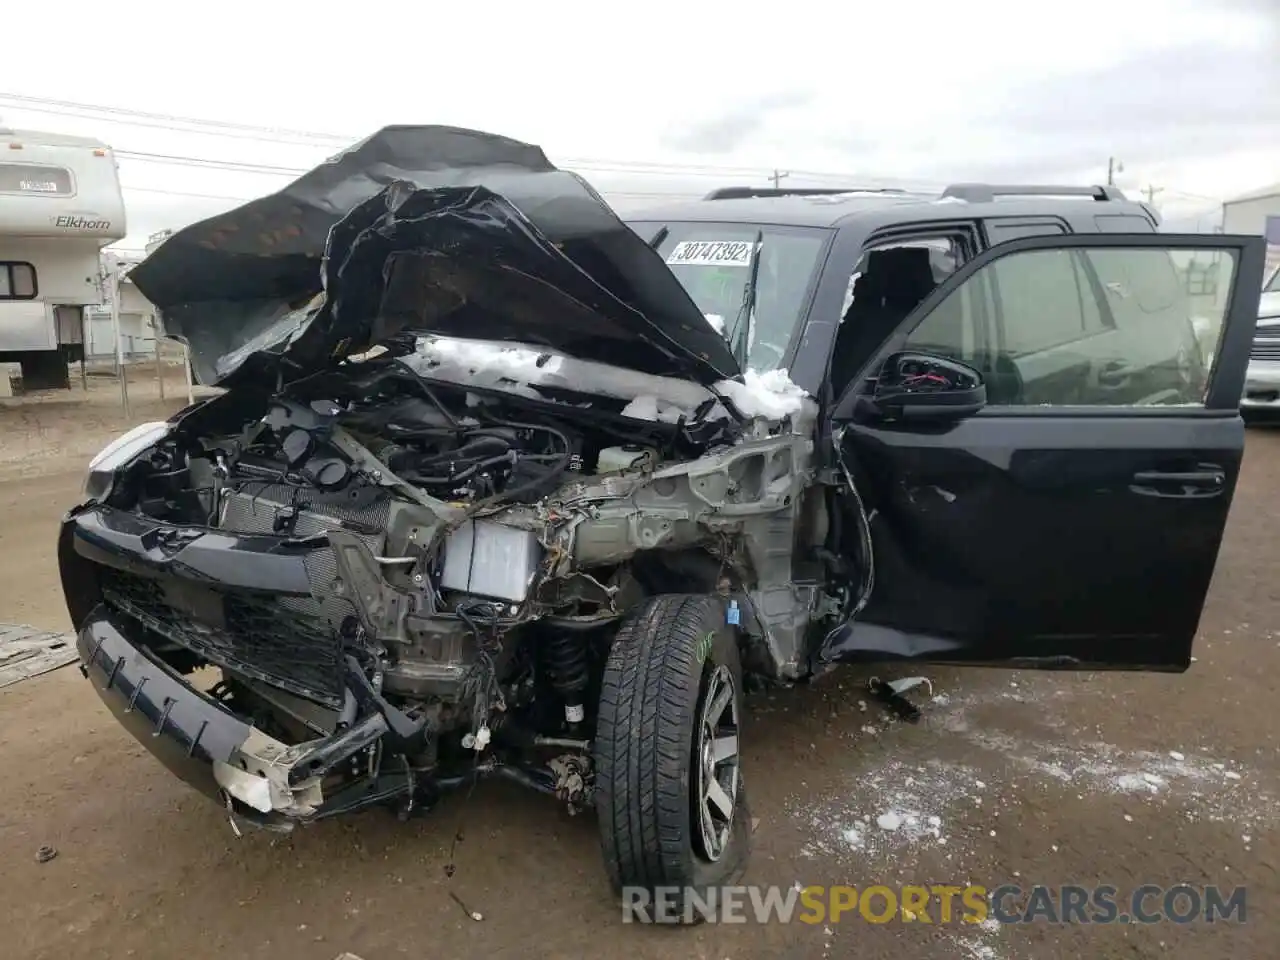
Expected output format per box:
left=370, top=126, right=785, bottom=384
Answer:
left=861, top=352, right=986, bottom=422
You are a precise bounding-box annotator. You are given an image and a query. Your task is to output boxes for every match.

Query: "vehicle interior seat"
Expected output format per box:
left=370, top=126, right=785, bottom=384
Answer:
left=828, top=246, right=939, bottom=396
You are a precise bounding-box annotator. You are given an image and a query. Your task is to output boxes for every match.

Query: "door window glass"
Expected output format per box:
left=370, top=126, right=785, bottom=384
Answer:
left=901, top=244, right=1238, bottom=407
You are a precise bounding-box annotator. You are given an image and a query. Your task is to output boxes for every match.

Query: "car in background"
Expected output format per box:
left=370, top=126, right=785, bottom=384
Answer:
left=1241, top=265, right=1280, bottom=420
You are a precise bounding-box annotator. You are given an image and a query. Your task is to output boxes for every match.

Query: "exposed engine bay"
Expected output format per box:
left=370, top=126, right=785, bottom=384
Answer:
left=81, top=343, right=839, bottom=821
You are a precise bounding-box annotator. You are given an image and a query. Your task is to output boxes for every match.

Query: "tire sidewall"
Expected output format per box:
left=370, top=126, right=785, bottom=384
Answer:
left=679, top=599, right=751, bottom=903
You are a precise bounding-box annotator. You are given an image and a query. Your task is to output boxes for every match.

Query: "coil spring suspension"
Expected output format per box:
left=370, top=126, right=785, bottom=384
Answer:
left=542, top=630, right=590, bottom=727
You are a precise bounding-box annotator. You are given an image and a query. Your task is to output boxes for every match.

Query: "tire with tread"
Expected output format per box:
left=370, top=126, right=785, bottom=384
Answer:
left=593, top=594, right=749, bottom=920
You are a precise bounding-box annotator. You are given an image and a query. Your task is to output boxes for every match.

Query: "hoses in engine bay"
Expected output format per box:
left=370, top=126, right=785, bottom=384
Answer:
left=377, top=400, right=575, bottom=507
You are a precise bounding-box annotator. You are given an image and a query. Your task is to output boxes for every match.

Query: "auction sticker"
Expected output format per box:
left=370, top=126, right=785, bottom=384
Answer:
left=666, top=240, right=754, bottom=266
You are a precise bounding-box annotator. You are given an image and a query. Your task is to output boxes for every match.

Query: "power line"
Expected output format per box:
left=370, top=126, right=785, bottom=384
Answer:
left=121, top=184, right=255, bottom=202
left=0, top=100, right=346, bottom=147
left=120, top=180, right=699, bottom=206
left=0, top=91, right=350, bottom=144
left=110, top=147, right=925, bottom=197
left=114, top=149, right=308, bottom=176
left=1, top=91, right=920, bottom=187
left=1162, top=188, right=1223, bottom=204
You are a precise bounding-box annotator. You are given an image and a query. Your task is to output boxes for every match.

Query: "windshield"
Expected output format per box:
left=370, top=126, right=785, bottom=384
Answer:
left=1266, top=265, right=1280, bottom=293
left=628, top=221, right=831, bottom=372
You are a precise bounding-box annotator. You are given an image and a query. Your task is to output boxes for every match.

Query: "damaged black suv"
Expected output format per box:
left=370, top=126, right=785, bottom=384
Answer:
left=62, top=126, right=1265, bottom=917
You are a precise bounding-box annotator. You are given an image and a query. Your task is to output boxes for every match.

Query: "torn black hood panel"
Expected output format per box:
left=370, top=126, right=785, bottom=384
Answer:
left=129, top=125, right=740, bottom=386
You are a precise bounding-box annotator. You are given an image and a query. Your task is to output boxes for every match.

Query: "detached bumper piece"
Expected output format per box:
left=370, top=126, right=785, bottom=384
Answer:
left=77, top=608, right=561, bottom=825
left=66, top=506, right=551, bottom=826
left=76, top=607, right=440, bottom=825
left=76, top=609, right=313, bottom=827
left=66, top=502, right=424, bottom=823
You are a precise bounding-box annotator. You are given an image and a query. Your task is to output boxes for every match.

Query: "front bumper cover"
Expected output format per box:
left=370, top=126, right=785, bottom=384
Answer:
left=76, top=607, right=320, bottom=827
left=63, top=502, right=433, bottom=825
left=1242, top=359, right=1280, bottom=409
left=64, top=503, right=565, bottom=824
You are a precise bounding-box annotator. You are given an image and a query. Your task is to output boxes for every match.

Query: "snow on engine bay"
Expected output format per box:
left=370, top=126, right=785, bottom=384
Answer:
left=401, top=335, right=812, bottom=424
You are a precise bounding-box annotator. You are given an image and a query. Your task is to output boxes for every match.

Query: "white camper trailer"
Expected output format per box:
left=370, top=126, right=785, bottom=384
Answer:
left=0, top=128, right=126, bottom=388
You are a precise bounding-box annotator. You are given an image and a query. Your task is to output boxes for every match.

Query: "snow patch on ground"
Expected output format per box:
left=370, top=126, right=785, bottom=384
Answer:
left=934, top=685, right=1273, bottom=829
left=949, top=918, right=1005, bottom=960
left=794, top=676, right=1273, bottom=877
left=796, top=758, right=984, bottom=860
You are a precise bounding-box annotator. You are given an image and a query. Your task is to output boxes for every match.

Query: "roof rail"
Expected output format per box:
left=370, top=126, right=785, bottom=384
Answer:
left=702, top=186, right=909, bottom=201
left=942, top=183, right=1128, bottom=203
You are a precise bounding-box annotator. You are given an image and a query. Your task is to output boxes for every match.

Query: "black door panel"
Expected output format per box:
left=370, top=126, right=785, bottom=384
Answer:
left=823, top=413, right=1243, bottom=669
left=823, top=232, right=1266, bottom=671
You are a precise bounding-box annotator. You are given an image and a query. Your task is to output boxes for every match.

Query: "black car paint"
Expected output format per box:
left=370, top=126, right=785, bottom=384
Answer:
left=629, top=202, right=1258, bottom=670
left=72, top=506, right=316, bottom=597
left=75, top=610, right=264, bottom=803
left=819, top=231, right=1267, bottom=669
left=129, top=126, right=739, bottom=388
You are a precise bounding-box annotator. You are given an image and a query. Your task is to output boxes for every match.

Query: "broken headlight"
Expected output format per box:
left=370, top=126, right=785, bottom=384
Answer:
left=83, top=420, right=173, bottom=502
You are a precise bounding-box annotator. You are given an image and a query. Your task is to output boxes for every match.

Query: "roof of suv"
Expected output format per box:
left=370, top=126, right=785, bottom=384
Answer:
left=627, top=185, right=1160, bottom=231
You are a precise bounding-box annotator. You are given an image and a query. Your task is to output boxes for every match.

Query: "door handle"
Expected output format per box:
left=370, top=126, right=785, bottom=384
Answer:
left=1130, top=466, right=1226, bottom=499
left=1132, top=469, right=1224, bottom=486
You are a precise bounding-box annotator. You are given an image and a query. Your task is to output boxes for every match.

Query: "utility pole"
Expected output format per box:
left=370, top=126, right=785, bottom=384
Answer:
left=109, top=260, right=130, bottom=417
left=769, top=169, right=790, bottom=189
left=1107, top=157, right=1124, bottom=186
left=1143, top=184, right=1164, bottom=206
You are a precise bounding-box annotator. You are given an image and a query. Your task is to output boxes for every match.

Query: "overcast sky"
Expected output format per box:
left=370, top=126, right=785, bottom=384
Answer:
left=0, top=0, right=1275, bottom=247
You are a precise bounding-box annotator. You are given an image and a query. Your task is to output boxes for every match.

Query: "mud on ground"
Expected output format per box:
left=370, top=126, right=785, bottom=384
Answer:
left=0, top=381, right=1274, bottom=960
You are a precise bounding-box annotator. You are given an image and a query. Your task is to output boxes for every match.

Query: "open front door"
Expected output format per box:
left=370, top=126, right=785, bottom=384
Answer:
left=822, top=233, right=1266, bottom=671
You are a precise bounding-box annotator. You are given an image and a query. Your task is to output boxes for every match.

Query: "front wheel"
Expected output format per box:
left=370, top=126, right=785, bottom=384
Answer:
left=593, top=594, right=750, bottom=923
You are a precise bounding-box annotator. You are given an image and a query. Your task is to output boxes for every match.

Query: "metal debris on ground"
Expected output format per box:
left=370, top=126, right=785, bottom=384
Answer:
left=0, top=624, right=78, bottom=688
left=866, top=676, right=935, bottom=723
left=448, top=890, right=484, bottom=921
left=547, top=753, right=592, bottom=813
left=35, top=845, right=57, bottom=863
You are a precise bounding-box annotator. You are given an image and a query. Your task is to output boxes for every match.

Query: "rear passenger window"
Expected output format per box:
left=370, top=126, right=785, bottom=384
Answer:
left=901, top=244, right=1238, bottom=407
left=990, top=250, right=1101, bottom=355
left=1093, top=214, right=1156, bottom=233
left=985, top=219, right=1067, bottom=244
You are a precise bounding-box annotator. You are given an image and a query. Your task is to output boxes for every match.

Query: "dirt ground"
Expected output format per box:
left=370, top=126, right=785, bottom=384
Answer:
left=0, top=378, right=1275, bottom=960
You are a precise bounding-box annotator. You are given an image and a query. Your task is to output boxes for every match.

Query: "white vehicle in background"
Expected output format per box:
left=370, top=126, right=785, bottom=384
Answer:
left=1241, top=264, right=1280, bottom=419
left=0, top=127, right=125, bottom=388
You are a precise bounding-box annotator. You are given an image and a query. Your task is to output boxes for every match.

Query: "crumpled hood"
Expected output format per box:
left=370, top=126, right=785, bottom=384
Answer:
left=129, top=125, right=741, bottom=387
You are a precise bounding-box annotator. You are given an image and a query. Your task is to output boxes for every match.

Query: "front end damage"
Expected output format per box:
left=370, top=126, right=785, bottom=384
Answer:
left=62, top=127, right=842, bottom=829
left=63, top=372, right=820, bottom=826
